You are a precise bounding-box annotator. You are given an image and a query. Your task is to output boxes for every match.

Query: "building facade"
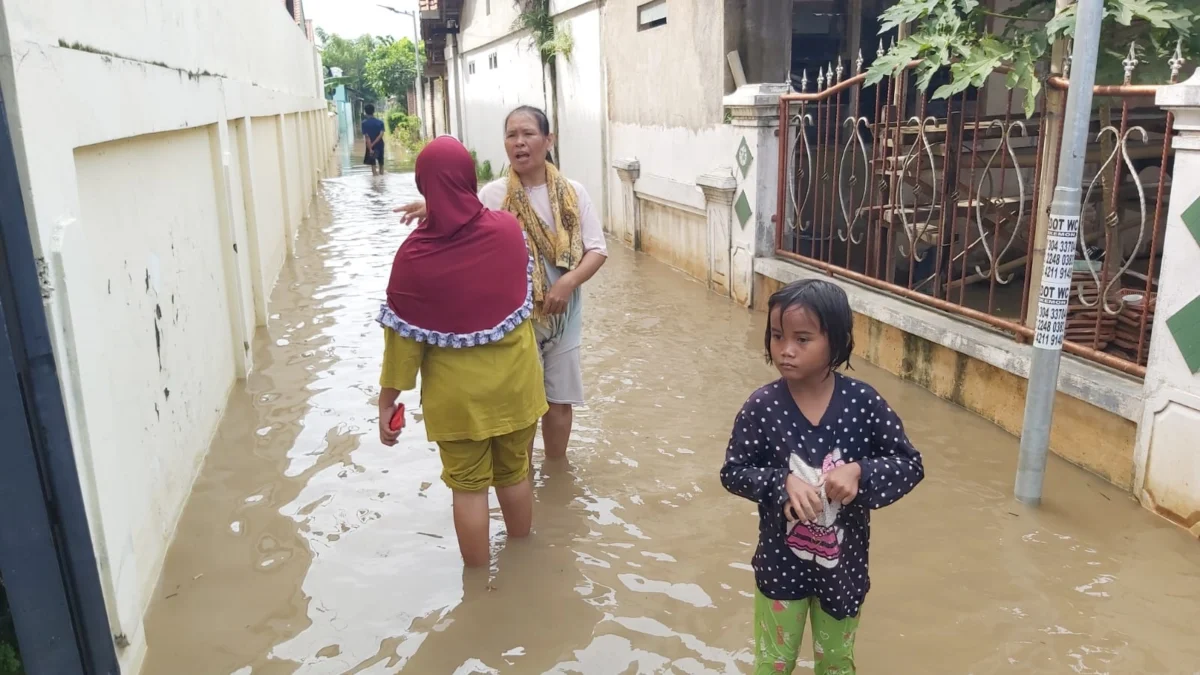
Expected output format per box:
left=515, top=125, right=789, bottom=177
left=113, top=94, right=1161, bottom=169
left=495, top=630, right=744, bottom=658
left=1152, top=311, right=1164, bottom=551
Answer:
left=417, top=0, right=1200, bottom=536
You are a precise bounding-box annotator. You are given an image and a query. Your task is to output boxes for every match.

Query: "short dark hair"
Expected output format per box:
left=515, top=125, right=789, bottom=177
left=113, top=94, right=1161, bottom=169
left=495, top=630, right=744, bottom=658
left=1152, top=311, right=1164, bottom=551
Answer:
left=365, top=104, right=376, bottom=116
left=505, top=105, right=550, bottom=135
left=504, top=105, right=555, bottom=165
left=764, top=279, right=854, bottom=371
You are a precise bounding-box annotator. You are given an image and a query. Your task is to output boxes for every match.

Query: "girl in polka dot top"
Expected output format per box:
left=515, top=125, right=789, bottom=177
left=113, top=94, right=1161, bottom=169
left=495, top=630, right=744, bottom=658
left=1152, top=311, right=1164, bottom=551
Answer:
left=720, top=279, right=924, bottom=674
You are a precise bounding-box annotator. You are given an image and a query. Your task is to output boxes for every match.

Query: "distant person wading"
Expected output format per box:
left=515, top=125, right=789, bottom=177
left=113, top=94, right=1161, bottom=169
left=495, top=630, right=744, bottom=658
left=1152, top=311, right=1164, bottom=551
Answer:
left=397, top=105, right=608, bottom=462
left=362, top=104, right=386, bottom=176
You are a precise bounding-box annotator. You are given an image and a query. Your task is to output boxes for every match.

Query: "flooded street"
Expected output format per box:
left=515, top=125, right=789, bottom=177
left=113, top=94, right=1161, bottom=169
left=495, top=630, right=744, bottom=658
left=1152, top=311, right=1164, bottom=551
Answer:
left=142, top=147, right=1200, bottom=675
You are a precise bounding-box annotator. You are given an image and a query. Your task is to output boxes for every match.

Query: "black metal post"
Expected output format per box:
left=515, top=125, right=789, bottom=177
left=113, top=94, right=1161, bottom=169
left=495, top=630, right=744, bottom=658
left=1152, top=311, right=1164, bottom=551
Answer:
left=0, top=73, right=120, bottom=674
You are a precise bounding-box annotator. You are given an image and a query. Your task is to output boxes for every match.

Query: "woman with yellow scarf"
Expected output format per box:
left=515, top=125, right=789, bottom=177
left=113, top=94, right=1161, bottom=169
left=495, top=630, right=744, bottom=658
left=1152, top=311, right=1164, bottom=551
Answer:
left=396, top=106, right=607, bottom=463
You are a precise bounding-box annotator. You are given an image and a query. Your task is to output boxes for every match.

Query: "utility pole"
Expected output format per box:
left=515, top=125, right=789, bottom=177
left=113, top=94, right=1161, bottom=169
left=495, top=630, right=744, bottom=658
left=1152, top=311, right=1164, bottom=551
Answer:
left=1024, top=0, right=1076, bottom=332
left=1014, top=0, right=1104, bottom=505
left=378, top=4, right=425, bottom=138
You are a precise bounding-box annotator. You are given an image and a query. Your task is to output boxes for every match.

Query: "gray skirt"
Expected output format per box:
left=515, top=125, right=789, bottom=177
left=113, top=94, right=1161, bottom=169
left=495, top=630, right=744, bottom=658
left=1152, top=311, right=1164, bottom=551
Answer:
left=535, top=259, right=584, bottom=406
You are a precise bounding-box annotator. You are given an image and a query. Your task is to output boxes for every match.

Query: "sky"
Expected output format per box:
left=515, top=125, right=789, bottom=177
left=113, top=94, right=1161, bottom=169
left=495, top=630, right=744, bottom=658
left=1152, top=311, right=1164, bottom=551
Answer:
left=304, top=0, right=421, bottom=39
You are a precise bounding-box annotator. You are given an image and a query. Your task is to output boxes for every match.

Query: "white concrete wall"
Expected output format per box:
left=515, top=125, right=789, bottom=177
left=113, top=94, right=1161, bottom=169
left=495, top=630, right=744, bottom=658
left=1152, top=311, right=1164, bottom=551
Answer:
left=447, top=38, right=466, bottom=139
left=452, top=0, right=606, bottom=210
left=252, top=116, right=290, bottom=292
left=554, top=6, right=607, bottom=217
left=448, top=0, right=734, bottom=278
left=603, top=0, right=734, bottom=276
left=70, top=127, right=239, bottom=644
left=459, top=0, right=525, bottom=53
left=433, top=76, right=449, bottom=136
left=0, top=0, right=334, bottom=671
left=459, top=26, right=549, bottom=174
left=1136, top=74, right=1200, bottom=537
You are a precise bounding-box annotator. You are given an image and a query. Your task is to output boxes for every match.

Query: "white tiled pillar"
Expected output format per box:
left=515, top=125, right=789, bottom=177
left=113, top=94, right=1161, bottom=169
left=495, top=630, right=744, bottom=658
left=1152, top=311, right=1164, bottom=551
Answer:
left=1135, top=69, right=1200, bottom=535
left=723, top=83, right=788, bottom=306
left=698, top=169, right=738, bottom=297
left=613, top=158, right=641, bottom=250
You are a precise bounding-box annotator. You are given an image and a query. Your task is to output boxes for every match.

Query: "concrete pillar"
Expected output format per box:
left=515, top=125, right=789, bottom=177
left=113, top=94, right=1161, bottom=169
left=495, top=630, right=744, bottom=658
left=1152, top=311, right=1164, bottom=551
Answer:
left=276, top=113, right=295, bottom=256
left=613, top=158, right=641, bottom=249
left=449, top=34, right=466, bottom=142
left=723, top=82, right=788, bottom=306
left=237, top=116, right=270, bottom=326
left=297, top=111, right=311, bottom=217
left=209, top=113, right=252, bottom=378
left=1135, top=69, right=1200, bottom=536
left=698, top=169, right=738, bottom=297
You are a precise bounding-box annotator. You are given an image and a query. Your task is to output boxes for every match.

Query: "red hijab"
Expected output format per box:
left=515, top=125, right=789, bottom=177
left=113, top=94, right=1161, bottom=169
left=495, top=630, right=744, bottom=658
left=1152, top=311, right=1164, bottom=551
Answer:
left=379, top=137, right=531, bottom=347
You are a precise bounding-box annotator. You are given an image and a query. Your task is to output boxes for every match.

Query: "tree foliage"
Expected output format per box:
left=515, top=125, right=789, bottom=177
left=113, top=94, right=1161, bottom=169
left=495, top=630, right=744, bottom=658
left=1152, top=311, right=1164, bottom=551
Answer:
left=865, top=0, right=1199, bottom=116
left=0, top=580, right=20, bottom=675
left=365, top=37, right=425, bottom=110
left=512, top=0, right=573, bottom=66
left=319, top=32, right=380, bottom=100
left=317, top=29, right=426, bottom=109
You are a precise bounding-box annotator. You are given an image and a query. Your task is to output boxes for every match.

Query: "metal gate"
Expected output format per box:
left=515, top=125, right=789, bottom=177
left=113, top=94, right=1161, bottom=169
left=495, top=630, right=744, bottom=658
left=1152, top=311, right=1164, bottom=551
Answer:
left=0, top=76, right=120, bottom=674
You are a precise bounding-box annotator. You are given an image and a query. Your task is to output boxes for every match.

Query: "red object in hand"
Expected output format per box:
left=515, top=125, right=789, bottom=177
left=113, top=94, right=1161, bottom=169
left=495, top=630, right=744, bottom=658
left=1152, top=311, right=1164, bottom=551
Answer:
left=389, top=403, right=406, bottom=432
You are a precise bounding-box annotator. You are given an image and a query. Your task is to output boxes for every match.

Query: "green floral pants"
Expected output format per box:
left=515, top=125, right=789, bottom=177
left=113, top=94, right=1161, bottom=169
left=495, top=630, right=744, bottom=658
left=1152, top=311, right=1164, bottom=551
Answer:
left=754, top=589, right=859, bottom=674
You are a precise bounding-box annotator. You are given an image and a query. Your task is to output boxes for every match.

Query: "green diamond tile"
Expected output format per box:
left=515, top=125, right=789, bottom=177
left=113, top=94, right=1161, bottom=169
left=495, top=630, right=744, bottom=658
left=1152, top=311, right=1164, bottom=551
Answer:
left=734, top=190, right=752, bottom=229
left=736, top=136, right=754, bottom=178
left=1167, top=295, right=1200, bottom=373
left=1183, top=194, right=1200, bottom=249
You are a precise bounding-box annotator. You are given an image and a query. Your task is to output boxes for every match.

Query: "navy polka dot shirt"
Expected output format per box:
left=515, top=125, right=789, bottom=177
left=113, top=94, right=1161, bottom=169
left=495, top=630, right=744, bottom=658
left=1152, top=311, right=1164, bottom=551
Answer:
left=719, top=374, right=924, bottom=619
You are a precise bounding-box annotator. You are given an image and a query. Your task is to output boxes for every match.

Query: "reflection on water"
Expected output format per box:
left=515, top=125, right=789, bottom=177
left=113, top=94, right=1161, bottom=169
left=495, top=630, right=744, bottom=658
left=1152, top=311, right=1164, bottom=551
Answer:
left=143, top=150, right=1200, bottom=674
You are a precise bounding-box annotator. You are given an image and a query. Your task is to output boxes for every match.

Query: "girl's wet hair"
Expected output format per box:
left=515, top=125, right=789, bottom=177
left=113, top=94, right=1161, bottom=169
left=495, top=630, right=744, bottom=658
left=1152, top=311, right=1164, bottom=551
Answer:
left=764, top=279, right=854, bottom=371
left=504, top=105, right=555, bottom=165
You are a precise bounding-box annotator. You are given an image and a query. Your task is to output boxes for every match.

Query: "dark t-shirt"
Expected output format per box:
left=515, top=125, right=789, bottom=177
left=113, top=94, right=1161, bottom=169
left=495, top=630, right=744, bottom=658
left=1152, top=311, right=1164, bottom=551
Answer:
left=362, top=117, right=385, bottom=146
left=719, top=374, right=924, bottom=619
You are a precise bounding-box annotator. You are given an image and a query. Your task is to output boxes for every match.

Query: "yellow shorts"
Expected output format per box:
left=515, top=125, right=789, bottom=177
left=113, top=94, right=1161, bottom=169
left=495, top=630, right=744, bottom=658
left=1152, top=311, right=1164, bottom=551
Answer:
left=437, top=423, right=536, bottom=492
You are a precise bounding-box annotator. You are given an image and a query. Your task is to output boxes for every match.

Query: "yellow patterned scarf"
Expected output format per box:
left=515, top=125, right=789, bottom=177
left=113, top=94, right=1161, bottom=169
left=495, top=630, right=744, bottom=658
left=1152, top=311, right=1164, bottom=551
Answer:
left=502, top=163, right=584, bottom=319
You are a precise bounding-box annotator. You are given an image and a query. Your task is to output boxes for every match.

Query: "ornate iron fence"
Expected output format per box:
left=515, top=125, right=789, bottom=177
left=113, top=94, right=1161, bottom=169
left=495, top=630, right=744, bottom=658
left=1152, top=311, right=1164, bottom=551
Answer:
left=774, top=43, right=1187, bottom=377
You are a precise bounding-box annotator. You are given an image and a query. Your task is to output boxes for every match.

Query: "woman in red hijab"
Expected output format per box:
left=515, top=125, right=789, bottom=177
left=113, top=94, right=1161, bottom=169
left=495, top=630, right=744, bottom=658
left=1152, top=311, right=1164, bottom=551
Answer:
left=377, top=136, right=547, bottom=568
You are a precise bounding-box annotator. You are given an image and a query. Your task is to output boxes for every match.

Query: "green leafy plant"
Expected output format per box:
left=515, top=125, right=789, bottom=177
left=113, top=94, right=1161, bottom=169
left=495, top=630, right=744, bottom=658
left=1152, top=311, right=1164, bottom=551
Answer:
left=318, top=32, right=382, bottom=101
left=865, top=0, right=1198, bottom=116
left=0, top=580, right=21, bottom=675
left=385, top=109, right=407, bottom=134
left=470, top=151, right=496, bottom=182
left=513, top=0, right=574, bottom=66
left=388, top=112, right=426, bottom=161
left=0, top=644, right=20, bottom=675
left=365, top=37, right=426, bottom=109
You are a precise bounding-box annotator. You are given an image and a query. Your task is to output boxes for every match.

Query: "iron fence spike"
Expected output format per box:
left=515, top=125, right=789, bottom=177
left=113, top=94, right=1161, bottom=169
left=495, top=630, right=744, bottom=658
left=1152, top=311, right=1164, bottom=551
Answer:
left=1170, top=39, right=1185, bottom=81
left=1122, top=41, right=1139, bottom=85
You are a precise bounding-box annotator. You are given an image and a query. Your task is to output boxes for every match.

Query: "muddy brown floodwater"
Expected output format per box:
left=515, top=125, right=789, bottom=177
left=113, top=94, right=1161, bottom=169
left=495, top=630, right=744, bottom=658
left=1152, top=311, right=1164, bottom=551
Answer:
left=143, top=145, right=1200, bottom=675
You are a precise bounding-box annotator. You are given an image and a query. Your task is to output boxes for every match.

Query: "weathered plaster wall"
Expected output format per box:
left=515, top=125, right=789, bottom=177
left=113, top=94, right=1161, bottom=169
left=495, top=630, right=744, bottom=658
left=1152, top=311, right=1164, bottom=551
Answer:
left=71, top=127, right=239, bottom=643
left=0, top=0, right=334, bottom=670
left=638, top=199, right=710, bottom=282
left=603, top=0, right=725, bottom=130
left=603, top=0, right=732, bottom=240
